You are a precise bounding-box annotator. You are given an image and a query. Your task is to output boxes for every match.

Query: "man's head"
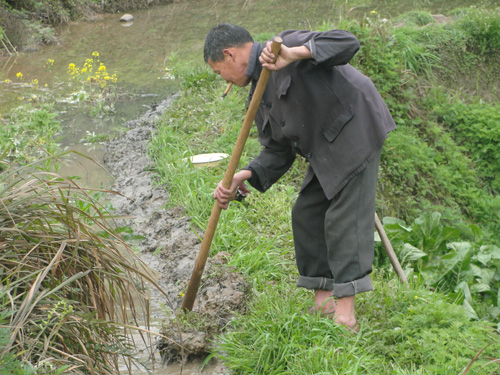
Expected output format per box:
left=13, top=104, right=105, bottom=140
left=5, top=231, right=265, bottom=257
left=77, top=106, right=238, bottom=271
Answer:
left=204, top=24, right=254, bottom=87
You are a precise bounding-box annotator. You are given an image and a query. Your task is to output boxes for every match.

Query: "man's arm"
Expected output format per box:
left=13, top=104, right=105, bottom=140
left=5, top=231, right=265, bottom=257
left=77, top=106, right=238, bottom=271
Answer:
left=261, top=29, right=360, bottom=71
left=260, top=44, right=312, bottom=71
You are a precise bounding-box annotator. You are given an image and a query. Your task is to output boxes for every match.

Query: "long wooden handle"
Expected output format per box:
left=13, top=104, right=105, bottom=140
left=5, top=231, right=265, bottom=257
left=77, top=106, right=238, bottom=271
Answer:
left=182, top=37, right=283, bottom=312
left=374, top=213, right=407, bottom=283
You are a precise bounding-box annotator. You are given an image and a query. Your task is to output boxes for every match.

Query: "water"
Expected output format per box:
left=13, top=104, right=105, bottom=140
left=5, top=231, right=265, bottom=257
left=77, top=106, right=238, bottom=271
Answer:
left=2, top=0, right=488, bottom=117
left=0, top=0, right=492, bottom=373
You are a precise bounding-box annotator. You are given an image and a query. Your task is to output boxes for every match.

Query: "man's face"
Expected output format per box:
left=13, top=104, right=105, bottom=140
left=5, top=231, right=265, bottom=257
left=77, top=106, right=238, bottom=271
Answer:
left=208, top=49, right=251, bottom=87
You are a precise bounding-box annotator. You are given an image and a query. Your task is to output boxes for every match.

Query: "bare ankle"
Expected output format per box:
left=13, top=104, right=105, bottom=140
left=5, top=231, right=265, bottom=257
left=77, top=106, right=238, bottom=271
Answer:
left=334, top=296, right=356, bottom=327
left=314, top=289, right=336, bottom=313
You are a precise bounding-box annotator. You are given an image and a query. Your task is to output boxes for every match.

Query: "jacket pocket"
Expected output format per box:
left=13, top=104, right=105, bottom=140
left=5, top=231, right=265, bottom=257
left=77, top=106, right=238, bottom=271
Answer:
left=323, top=106, right=354, bottom=142
left=257, top=103, right=271, bottom=132
left=277, top=75, right=291, bottom=98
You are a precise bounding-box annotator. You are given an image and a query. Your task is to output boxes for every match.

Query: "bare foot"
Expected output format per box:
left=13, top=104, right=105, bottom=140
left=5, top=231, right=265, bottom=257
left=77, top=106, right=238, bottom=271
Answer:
left=334, top=295, right=358, bottom=330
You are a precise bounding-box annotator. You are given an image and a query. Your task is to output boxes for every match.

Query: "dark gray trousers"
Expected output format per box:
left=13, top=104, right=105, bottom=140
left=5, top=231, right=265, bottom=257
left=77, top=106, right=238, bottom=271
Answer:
left=292, top=151, right=380, bottom=298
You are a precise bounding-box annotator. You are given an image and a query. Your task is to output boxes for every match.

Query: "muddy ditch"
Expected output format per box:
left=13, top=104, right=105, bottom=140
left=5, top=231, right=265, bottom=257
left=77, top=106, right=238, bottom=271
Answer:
left=103, top=96, right=249, bottom=372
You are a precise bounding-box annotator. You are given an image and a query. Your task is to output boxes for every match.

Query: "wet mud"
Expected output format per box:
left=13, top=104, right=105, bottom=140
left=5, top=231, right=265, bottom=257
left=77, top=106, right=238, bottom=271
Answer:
left=103, top=97, right=249, bottom=372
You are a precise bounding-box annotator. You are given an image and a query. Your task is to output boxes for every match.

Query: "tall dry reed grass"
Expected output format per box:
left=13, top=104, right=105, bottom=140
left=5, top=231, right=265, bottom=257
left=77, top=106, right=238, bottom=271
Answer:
left=0, top=155, right=169, bottom=374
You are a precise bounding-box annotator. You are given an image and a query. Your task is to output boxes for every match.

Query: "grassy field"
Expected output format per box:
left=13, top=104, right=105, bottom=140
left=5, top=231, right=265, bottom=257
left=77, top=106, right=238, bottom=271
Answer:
left=149, top=7, right=500, bottom=373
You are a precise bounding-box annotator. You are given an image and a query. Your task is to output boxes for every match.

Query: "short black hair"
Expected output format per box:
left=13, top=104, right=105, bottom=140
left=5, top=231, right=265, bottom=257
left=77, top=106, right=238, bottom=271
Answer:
left=204, top=23, right=254, bottom=63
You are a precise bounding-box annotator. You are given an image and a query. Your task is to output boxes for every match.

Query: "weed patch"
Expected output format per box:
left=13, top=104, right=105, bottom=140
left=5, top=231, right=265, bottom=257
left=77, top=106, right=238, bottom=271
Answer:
left=359, top=273, right=499, bottom=373
left=0, top=103, right=61, bottom=167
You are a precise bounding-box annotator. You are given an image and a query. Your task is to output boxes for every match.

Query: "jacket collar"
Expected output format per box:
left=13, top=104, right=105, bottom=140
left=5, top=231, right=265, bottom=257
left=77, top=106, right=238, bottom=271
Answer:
left=246, top=42, right=264, bottom=82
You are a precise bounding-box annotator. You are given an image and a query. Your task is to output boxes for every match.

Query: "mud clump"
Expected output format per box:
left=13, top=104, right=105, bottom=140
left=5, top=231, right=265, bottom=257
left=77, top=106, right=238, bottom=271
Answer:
left=103, top=98, right=249, bottom=369
left=159, top=255, right=249, bottom=364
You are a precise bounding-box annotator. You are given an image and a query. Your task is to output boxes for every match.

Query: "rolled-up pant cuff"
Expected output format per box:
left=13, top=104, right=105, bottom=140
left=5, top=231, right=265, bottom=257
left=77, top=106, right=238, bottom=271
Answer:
left=296, top=276, right=334, bottom=291
left=296, top=274, right=373, bottom=298
left=333, top=274, right=373, bottom=297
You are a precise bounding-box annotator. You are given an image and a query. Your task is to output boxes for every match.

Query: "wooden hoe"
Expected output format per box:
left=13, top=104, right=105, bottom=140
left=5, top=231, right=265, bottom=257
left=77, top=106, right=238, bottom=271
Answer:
left=181, top=37, right=406, bottom=312
left=181, top=37, right=283, bottom=311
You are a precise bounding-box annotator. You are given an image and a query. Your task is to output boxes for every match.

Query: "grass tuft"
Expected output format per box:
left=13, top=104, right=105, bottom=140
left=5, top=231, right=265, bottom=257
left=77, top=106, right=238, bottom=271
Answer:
left=0, top=154, right=161, bottom=374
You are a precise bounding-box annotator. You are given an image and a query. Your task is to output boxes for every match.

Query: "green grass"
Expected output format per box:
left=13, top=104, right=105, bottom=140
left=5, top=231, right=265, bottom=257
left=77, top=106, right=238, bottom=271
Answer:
left=149, top=8, right=500, bottom=372
left=0, top=103, right=61, bottom=169
left=210, top=283, right=377, bottom=374
left=209, top=273, right=499, bottom=374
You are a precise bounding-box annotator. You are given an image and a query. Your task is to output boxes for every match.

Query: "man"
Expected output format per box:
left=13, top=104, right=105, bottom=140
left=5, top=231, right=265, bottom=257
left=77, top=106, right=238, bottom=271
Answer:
left=204, top=23, right=395, bottom=331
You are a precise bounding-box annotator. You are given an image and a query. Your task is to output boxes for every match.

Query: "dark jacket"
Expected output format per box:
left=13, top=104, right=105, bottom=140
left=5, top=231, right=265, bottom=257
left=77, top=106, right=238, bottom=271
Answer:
left=245, top=29, right=396, bottom=200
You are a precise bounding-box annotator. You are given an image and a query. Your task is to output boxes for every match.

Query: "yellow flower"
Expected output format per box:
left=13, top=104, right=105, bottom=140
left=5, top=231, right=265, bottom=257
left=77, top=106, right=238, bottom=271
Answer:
left=31, top=79, right=39, bottom=87
left=370, top=10, right=377, bottom=14
left=92, top=51, right=100, bottom=57
left=179, top=292, right=185, bottom=298
left=4, top=79, right=11, bottom=83
left=81, top=67, right=88, bottom=73
left=68, top=63, right=76, bottom=70
left=16, top=72, right=23, bottom=80
left=98, top=65, right=106, bottom=72
left=47, top=58, right=54, bottom=65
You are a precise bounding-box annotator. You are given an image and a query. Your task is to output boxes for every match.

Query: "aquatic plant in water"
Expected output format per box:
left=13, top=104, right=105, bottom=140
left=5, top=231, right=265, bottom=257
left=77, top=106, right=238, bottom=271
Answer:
left=66, top=51, right=119, bottom=115
left=68, top=51, right=117, bottom=88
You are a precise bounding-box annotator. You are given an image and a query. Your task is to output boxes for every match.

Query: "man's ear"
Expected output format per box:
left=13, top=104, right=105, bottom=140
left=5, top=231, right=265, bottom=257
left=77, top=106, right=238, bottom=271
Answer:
left=222, top=48, right=234, bottom=61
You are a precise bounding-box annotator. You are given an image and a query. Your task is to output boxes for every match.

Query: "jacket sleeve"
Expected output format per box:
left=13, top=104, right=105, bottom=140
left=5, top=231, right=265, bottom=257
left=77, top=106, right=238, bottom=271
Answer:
left=279, top=29, right=360, bottom=68
left=243, top=121, right=296, bottom=193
